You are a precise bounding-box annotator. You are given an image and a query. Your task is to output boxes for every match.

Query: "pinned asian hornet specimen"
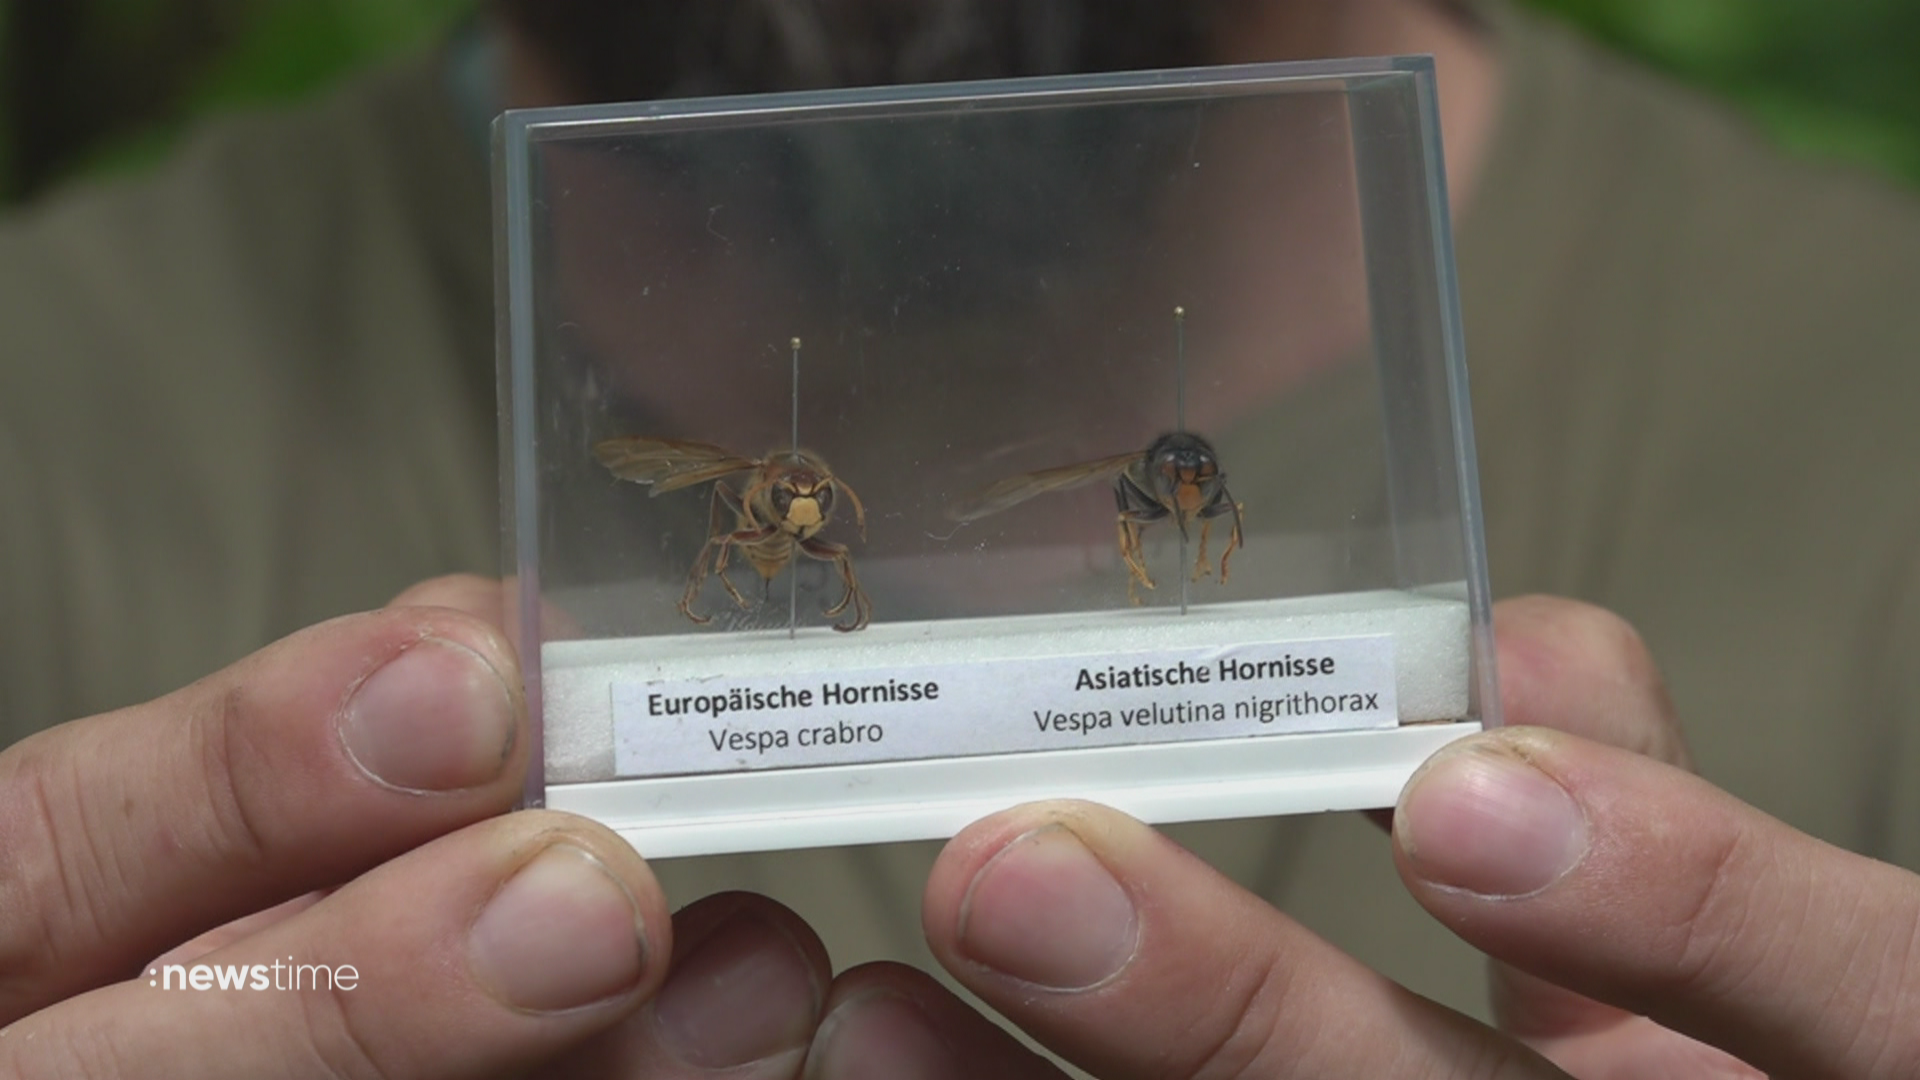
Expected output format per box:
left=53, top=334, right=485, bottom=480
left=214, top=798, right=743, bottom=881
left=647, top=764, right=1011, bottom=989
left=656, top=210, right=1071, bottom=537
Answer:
left=594, top=437, right=872, bottom=631
left=949, top=431, right=1244, bottom=604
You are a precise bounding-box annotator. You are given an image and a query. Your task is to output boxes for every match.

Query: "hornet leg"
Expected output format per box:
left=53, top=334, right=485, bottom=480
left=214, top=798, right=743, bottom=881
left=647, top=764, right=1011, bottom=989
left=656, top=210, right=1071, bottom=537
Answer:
left=799, top=537, right=872, bottom=632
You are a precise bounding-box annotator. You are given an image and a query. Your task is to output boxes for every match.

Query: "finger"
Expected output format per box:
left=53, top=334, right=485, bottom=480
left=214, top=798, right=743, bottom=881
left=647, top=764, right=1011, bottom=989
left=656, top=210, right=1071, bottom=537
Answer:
left=1490, top=966, right=1761, bottom=1079
left=1467, top=596, right=1694, bottom=1049
left=546, top=891, right=831, bottom=1078
left=806, top=962, right=1067, bottom=1080
left=1492, top=595, right=1690, bottom=768
left=0, top=606, right=526, bottom=1021
left=1365, top=595, right=1687, bottom=838
left=2, top=811, right=668, bottom=1080
left=924, top=800, right=1570, bottom=1080
left=389, top=574, right=586, bottom=641
left=1396, top=726, right=1920, bottom=1078
left=389, top=574, right=510, bottom=629
left=152, top=893, right=329, bottom=967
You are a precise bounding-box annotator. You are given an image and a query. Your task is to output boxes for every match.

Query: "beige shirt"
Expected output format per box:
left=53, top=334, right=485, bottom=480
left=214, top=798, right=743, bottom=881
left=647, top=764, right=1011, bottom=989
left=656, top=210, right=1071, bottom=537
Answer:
left=3, top=5, right=1917, bottom=1019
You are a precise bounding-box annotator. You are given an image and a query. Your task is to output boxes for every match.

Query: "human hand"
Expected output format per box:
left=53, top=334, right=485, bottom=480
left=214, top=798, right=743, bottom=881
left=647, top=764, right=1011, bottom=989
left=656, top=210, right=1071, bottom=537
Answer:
left=800, top=597, right=1920, bottom=1078
left=0, top=577, right=829, bottom=1078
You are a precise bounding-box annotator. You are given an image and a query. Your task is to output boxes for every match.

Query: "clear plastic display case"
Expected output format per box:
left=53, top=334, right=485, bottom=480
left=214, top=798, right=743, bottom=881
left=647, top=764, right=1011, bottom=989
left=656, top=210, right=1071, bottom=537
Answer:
left=496, top=56, right=1498, bottom=858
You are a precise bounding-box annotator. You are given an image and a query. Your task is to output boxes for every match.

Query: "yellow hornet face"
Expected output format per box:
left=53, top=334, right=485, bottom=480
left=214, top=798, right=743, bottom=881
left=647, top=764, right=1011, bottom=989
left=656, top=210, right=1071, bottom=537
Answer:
left=771, top=477, right=833, bottom=536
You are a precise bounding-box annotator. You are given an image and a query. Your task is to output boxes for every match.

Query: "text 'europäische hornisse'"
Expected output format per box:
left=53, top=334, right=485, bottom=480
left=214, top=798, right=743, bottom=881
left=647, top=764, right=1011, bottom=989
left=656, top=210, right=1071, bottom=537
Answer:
left=650, top=677, right=938, bottom=757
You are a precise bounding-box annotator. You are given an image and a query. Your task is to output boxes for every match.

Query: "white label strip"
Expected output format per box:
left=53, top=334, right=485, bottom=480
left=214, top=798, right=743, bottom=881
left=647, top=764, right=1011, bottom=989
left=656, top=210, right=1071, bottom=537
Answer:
left=612, top=635, right=1397, bottom=778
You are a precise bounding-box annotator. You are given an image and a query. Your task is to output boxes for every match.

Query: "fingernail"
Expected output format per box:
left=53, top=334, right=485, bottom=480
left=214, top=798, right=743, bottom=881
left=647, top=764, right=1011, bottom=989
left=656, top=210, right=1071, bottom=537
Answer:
left=340, top=636, right=517, bottom=792
left=807, top=991, right=962, bottom=1080
left=652, top=910, right=820, bottom=1068
left=957, top=824, right=1138, bottom=990
left=469, top=844, right=647, bottom=1011
left=1397, top=742, right=1590, bottom=898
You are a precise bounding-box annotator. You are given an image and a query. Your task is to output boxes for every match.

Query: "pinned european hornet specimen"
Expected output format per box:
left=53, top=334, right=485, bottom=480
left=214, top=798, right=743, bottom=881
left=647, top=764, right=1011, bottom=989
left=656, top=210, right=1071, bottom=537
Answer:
left=950, top=431, right=1244, bottom=604
left=594, top=437, right=872, bottom=631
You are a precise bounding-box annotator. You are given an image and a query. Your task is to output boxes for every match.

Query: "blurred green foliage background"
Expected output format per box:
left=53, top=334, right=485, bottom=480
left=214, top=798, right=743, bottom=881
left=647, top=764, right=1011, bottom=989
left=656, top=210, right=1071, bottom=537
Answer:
left=1542, top=0, right=1920, bottom=184
left=2, top=0, right=1917, bottom=205
left=0, top=0, right=472, bottom=201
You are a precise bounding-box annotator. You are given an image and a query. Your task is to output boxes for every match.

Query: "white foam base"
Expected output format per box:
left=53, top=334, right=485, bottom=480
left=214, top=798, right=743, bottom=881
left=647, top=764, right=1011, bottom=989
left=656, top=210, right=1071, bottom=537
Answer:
left=539, top=589, right=1480, bottom=857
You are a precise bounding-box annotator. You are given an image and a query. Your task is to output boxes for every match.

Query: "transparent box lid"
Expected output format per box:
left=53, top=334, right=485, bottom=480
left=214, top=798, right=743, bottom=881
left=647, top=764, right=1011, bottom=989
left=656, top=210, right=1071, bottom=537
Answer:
left=497, top=56, right=1498, bottom=858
